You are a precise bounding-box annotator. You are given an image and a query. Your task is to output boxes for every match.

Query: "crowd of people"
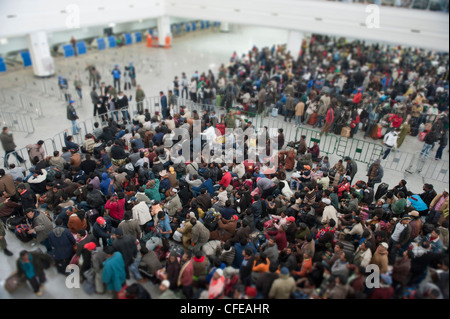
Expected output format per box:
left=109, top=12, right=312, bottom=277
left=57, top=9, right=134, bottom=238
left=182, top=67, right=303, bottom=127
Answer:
left=0, top=34, right=449, bottom=300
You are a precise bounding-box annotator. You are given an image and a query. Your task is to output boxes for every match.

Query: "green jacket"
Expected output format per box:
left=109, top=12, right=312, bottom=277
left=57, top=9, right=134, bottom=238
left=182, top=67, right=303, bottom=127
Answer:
left=135, top=89, right=146, bottom=102
left=144, top=180, right=161, bottom=201
left=392, top=198, right=407, bottom=216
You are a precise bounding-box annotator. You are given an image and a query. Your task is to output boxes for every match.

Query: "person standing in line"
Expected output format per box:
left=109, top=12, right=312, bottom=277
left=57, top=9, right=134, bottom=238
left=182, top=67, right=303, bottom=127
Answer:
left=73, top=75, right=83, bottom=100
left=321, top=105, right=335, bottom=135
left=135, top=85, right=146, bottom=113
left=128, top=63, right=136, bottom=87
left=67, top=100, right=80, bottom=135
left=123, top=66, right=132, bottom=92
left=181, top=72, right=189, bottom=99
left=58, top=76, right=70, bottom=102
left=160, top=91, right=168, bottom=120
left=112, top=65, right=121, bottom=91
left=1, top=126, right=25, bottom=167
left=85, top=64, right=95, bottom=87
left=173, top=76, right=180, bottom=98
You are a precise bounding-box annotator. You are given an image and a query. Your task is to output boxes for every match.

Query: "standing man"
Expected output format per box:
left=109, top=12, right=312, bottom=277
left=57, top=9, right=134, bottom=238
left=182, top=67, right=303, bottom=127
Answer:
left=284, top=94, right=296, bottom=123
left=160, top=91, right=168, bottom=120
left=344, top=156, right=358, bottom=185
left=58, top=76, right=70, bottom=102
left=382, top=128, right=399, bottom=160
left=0, top=218, right=13, bottom=256
left=115, top=91, right=130, bottom=122
left=321, top=105, right=335, bottom=135
left=67, top=100, right=80, bottom=135
left=1, top=127, right=25, bottom=167
left=128, top=63, right=136, bottom=87
left=112, top=65, right=121, bottom=91
left=173, top=76, right=180, bottom=98
left=85, top=64, right=96, bottom=87
left=181, top=72, right=189, bottom=99
left=73, top=75, right=83, bottom=100
left=135, top=85, right=146, bottom=113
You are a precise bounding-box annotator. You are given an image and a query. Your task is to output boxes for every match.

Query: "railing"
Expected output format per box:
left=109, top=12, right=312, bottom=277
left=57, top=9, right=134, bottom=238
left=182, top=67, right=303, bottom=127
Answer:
left=384, top=149, right=449, bottom=182
left=0, top=88, right=45, bottom=118
left=0, top=111, right=35, bottom=137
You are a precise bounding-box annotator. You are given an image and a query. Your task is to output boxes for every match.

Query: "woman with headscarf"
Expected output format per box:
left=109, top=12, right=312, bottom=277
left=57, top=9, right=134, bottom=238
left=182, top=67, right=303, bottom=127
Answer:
left=208, top=268, right=225, bottom=299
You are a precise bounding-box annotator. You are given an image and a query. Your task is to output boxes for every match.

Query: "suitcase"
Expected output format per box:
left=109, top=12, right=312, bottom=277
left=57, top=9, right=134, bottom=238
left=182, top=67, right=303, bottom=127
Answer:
left=4, top=272, right=26, bottom=294
left=341, top=127, right=351, bottom=138
left=308, top=112, right=318, bottom=125
left=375, top=183, right=389, bottom=201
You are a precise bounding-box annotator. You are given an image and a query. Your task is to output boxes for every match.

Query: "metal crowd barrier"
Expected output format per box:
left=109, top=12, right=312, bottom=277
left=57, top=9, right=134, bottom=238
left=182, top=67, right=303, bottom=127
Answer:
left=0, top=110, right=35, bottom=136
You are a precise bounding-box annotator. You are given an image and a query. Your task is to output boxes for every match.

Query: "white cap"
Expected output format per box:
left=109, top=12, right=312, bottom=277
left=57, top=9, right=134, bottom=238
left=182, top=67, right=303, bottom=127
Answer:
left=380, top=242, right=389, bottom=249
left=161, top=280, right=170, bottom=288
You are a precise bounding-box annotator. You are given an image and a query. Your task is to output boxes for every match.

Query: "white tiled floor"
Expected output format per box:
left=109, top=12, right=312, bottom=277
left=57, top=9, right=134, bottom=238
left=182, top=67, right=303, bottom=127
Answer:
left=0, top=24, right=448, bottom=299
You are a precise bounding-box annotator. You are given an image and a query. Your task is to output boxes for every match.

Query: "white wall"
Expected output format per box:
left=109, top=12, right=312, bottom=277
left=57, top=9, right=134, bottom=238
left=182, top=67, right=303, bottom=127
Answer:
left=0, top=0, right=448, bottom=52
left=0, top=0, right=164, bottom=38
left=165, top=0, right=449, bottom=52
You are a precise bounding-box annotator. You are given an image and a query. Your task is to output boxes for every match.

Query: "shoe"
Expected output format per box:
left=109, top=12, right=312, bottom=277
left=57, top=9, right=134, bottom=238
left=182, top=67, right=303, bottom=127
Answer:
left=4, top=249, right=13, bottom=256
left=36, top=291, right=43, bottom=296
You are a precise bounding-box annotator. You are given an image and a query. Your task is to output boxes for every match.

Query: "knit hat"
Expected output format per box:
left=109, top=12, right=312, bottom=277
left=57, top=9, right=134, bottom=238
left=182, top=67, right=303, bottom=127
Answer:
left=380, top=242, right=389, bottom=250
left=281, top=267, right=289, bottom=275
left=215, top=268, right=223, bottom=277
left=161, top=280, right=170, bottom=288
left=113, top=228, right=123, bottom=236
left=84, top=242, right=97, bottom=251
left=245, top=286, right=257, bottom=298
left=287, top=216, right=296, bottom=222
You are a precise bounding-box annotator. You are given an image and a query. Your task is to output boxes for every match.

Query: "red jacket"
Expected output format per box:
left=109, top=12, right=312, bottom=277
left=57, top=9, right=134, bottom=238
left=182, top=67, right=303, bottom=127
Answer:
left=266, top=229, right=287, bottom=251
left=353, top=92, right=362, bottom=104
left=219, top=171, right=231, bottom=188
left=326, top=108, right=334, bottom=124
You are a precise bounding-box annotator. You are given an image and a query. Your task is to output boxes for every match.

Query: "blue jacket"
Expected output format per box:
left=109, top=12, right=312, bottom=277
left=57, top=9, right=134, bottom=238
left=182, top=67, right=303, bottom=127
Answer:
left=408, top=195, right=428, bottom=212
left=112, top=69, right=121, bottom=79
left=201, top=178, right=214, bottom=196
left=160, top=95, right=167, bottom=109
left=232, top=242, right=257, bottom=269
left=48, top=226, right=76, bottom=260
left=64, top=132, right=79, bottom=152
left=102, top=252, right=126, bottom=292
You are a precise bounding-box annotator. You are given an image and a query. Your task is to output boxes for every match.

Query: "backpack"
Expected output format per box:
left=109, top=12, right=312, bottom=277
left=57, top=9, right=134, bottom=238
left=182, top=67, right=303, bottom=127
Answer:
left=15, top=224, right=34, bottom=243
left=203, top=211, right=218, bottom=232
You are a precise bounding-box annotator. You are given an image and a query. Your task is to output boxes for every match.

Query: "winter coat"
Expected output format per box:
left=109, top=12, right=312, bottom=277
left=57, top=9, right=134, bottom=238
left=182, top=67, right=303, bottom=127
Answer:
left=191, top=222, right=210, bottom=245
left=67, top=213, right=87, bottom=234
left=209, top=218, right=237, bottom=242
left=268, top=273, right=296, bottom=299
left=140, top=250, right=163, bottom=275
left=118, top=219, right=141, bottom=241
left=27, top=211, right=53, bottom=243
left=102, top=252, right=126, bottom=292
left=48, top=226, right=76, bottom=260
left=112, top=234, right=138, bottom=266
left=0, top=132, right=16, bottom=151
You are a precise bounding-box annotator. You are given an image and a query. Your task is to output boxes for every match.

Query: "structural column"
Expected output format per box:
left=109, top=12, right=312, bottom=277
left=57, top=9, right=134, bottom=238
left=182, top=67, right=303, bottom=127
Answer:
left=286, top=30, right=304, bottom=60
left=157, top=16, right=172, bottom=47
left=27, top=31, right=55, bottom=77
